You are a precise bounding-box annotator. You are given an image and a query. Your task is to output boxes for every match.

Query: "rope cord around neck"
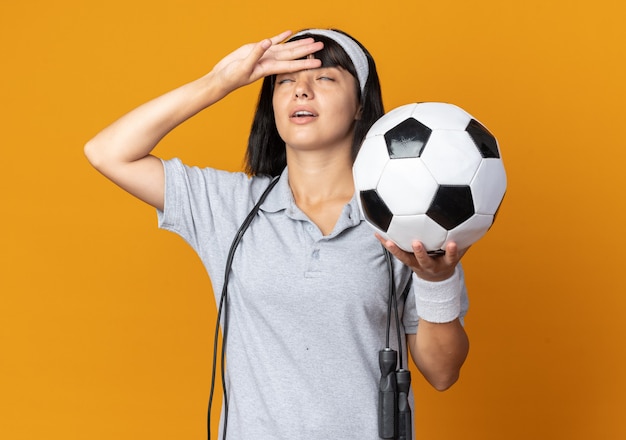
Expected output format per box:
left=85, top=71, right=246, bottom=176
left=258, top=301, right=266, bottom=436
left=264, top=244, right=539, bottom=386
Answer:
left=383, top=247, right=404, bottom=369
left=208, top=176, right=280, bottom=440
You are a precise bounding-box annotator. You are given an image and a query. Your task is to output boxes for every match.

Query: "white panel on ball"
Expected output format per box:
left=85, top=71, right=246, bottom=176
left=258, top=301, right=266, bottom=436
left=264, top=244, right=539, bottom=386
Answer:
left=377, top=158, right=438, bottom=215
left=386, top=215, right=448, bottom=252
left=420, top=130, right=483, bottom=184
left=470, top=159, right=507, bottom=215
left=446, top=214, right=495, bottom=250
left=410, top=102, right=471, bottom=130
left=365, top=104, right=417, bottom=138
left=352, top=135, right=391, bottom=190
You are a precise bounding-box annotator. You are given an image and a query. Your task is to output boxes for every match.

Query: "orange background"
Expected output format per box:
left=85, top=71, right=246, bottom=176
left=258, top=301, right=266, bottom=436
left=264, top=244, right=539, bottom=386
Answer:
left=1, top=1, right=625, bottom=439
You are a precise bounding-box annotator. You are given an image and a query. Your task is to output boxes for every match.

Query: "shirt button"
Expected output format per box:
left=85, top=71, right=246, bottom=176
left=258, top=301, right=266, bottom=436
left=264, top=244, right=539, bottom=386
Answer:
left=312, top=249, right=320, bottom=259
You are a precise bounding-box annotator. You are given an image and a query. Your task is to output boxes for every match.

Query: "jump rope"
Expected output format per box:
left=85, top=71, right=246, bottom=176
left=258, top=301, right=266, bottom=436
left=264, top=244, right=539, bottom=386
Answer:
left=207, top=177, right=412, bottom=440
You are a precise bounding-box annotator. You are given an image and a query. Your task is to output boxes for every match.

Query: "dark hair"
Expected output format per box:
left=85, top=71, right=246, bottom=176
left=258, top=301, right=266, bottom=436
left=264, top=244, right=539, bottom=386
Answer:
left=244, top=29, right=384, bottom=176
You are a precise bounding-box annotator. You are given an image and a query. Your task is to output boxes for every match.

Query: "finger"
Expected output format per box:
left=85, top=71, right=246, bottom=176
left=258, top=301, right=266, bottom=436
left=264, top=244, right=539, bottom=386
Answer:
left=375, top=233, right=397, bottom=253
left=411, top=241, right=434, bottom=268
left=276, top=58, right=322, bottom=72
left=274, top=39, right=324, bottom=61
left=376, top=234, right=417, bottom=268
left=247, top=37, right=318, bottom=73
left=268, top=30, right=293, bottom=45
left=251, top=31, right=298, bottom=61
left=247, top=38, right=275, bottom=66
left=256, top=58, right=322, bottom=79
left=443, top=241, right=459, bottom=265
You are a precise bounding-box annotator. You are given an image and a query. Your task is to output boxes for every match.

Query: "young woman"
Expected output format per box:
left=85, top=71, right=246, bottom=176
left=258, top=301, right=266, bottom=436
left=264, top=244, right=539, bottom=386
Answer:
left=85, top=29, right=470, bottom=440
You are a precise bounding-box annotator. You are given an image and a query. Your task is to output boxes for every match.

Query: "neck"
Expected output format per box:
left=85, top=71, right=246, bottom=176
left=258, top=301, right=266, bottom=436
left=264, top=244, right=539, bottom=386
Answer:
left=286, top=150, right=355, bottom=204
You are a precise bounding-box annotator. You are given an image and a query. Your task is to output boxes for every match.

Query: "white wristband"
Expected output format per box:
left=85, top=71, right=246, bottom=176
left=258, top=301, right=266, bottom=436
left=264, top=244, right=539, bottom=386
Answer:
left=413, top=267, right=462, bottom=323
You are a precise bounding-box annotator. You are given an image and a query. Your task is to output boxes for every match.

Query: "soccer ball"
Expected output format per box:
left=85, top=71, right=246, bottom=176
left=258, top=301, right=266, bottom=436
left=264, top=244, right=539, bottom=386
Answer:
left=353, top=102, right=506, bottom=254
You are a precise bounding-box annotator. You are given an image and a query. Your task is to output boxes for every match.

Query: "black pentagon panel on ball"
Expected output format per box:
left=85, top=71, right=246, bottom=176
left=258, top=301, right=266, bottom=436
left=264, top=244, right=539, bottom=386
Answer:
left=426, top=185, right=475, bottom=230
left=384, top=118, right=432, bottom=159
left=360, top=190, right=393, bottom=232
left=466, top=119, right=500, bottom=158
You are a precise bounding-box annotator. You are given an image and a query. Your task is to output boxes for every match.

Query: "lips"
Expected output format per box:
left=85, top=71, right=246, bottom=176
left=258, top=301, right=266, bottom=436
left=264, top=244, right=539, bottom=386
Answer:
left=292, top=110, right=315, bottom=117
left=290, top=107, right=318, bottom=119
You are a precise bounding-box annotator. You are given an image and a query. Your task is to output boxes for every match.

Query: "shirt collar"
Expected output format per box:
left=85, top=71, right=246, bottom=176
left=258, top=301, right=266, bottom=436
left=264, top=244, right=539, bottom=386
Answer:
left=259, top=167, right=364, bottom=228
left=257, top=168, right=292, bottom=214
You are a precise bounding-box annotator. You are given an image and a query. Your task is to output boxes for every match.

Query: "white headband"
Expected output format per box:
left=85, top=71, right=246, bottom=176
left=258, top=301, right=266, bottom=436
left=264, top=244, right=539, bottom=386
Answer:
left=292, top=29, right=369, bottom=95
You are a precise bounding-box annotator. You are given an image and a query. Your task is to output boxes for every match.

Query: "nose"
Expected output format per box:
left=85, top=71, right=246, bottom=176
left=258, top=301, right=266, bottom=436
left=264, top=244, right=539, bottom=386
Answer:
left=294, top=79, right=313, bottom=99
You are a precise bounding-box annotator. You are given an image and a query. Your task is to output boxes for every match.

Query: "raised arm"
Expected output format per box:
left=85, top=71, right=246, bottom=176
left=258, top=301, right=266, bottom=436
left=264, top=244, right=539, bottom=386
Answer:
left=84, top=30, right=323, bottom=210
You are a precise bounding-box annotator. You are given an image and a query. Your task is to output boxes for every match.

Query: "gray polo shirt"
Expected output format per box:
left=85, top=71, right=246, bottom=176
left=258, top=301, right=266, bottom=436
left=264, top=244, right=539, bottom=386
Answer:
left=157, top=158, right=466, bottom=439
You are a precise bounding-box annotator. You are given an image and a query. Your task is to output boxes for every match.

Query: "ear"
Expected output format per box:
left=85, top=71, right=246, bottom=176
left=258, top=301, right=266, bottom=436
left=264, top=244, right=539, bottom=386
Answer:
left=355, top=104, right=363, bottom=121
